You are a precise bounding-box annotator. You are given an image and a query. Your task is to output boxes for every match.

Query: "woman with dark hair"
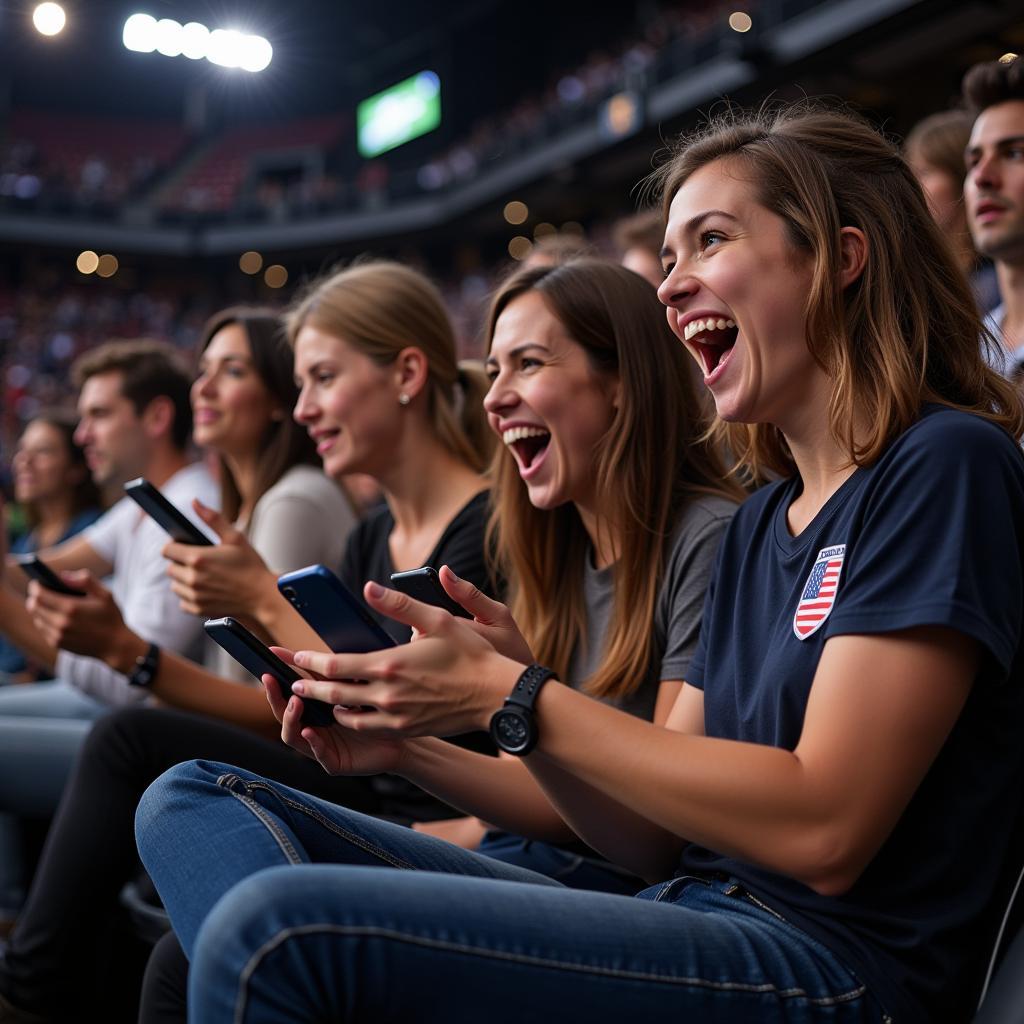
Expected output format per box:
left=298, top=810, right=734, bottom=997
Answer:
left=1, top=412, right=103, bottom=681
left=0, top=308, right=355, bottom=1021
left=139, top=104, right=1024, bottom=1024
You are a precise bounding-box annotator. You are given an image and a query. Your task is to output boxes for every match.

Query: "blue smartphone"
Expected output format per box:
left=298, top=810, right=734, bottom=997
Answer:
left=203, top=616, right=335, bottom=727
left=277, top=565, right=396, bottom=654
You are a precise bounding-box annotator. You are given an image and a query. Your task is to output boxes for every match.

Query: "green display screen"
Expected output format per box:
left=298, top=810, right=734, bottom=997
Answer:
left=357, top=70, right=441, bottom=158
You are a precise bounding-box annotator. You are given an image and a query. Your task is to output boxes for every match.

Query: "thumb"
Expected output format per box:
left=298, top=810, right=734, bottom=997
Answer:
left=193, top=499, right=239, bottom=542
left=363, top=580, right=448, bottom=635
left=438, top=565, right=509, bottom=625
left=61, top=568, right=107, bottom=598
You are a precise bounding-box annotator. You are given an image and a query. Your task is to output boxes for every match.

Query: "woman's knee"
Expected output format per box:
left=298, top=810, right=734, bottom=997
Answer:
left=135, top=759, right=236, bottom=857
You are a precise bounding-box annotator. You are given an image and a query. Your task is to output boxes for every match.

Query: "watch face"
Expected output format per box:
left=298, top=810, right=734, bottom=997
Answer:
left=490, top=707, right=533, bottom=754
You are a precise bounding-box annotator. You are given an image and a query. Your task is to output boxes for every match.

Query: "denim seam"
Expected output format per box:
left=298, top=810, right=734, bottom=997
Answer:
left=216, top=773, right=415, bottom=870
left=230, top=923, right=869, bottom=1024
left=215, top=774, right=303, bottom=866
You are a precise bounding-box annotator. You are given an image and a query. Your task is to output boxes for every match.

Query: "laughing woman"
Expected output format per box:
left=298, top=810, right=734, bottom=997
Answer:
left=138, top=105, right=1024, bottom=1024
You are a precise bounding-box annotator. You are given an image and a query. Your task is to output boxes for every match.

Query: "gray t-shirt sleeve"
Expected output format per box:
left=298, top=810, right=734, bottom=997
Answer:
left=657, top=497, right=736, bottom=684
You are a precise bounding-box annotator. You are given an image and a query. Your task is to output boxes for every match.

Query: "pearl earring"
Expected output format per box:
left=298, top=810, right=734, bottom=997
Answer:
left=398, top=393, right=411, bottom=406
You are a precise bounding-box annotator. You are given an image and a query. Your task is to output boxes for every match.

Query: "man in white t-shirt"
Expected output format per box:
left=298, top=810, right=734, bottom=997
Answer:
left=0, top=339, right=217, bottom=920
left=963, top=56, right=1024, bottom=377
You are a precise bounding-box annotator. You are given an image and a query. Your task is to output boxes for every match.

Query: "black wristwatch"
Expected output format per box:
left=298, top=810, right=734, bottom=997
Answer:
left=489, top=664, right=558, bottom=756
left=127, top=642, right=161, bottom=688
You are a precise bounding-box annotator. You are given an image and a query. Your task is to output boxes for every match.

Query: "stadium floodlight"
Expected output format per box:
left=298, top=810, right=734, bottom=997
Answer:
left=123, top=13, right=158, bottom=53
left=33, top=3, right=66, bottom=36
left=181, top=22, right=210, bottom=60
left=122, top=14, right=271, bottom=72
left=155, top=19, right=184, bottom=57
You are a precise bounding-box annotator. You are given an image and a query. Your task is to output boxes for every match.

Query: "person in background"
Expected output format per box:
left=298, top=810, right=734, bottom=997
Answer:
left=0, top=412, right=103, bottom=683
left=0, top=263, right=494, bottom=1023
left=0, top=340, right=216, bottom=935
left=963, top=55, right=1024, bottom=374
left=904, top=108, right=1000, bottom=313
left=138, top=103, right=1024, bottom=1024
left=612, top=208, right=666, bottom=289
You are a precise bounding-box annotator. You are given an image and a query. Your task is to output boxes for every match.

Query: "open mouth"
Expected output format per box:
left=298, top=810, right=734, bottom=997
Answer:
left=313, top=429, right=340, bottom=455
left=682, top=317, right=739, bottom=377
left=502, top=425, right=551, bottom=472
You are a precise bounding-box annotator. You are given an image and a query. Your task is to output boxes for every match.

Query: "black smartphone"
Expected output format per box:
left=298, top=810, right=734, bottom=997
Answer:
left=123, top=478, right=213, bottom=546
left=16, top=554, right=86, bottom=597
left=277, top=565, right=396, bottom=654
left=389, top=566, right=466, bottom=617
left=203, top=616, right=335, bottom=727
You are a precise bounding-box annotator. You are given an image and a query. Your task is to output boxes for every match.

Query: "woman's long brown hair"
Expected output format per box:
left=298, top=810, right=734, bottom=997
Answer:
left=651, top=103, right=1024, bottom=481
left=486, top=260, right=743, bottom=701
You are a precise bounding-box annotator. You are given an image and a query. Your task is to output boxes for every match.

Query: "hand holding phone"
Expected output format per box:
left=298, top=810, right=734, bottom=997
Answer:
left=203, top=616, right=335, bottom=727
left=17, top=555, right=86, bottom=597
left=389, top=566, right=467, bottom=617
left=124, top=478, right=213, bottom=546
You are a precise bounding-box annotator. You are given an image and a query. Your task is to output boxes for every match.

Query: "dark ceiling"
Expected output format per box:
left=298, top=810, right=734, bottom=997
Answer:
left=0, top=0, right=650, bottom=131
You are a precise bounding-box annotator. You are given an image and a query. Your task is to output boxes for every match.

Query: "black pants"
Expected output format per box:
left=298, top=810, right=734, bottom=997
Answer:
left=0, top=706, right=425, bottom=1020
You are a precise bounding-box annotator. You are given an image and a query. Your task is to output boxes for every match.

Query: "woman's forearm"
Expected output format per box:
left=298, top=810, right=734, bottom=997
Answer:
left=106, top=632, right=278, bottom=737
left=398, top=739, right=575, bottom=842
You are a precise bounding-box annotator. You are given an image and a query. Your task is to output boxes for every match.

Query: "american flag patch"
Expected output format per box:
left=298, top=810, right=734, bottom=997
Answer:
left=793, top=544, right=846, bottom=640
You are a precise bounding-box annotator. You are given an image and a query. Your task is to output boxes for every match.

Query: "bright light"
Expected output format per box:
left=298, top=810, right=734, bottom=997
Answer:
left=33, top=3, right=66, bottom=36
left=155, top=19, right=184, bottom=58
left=999, top=53, right=1019, bottom=64
left=240, top=35, right=273, bottom=73
left=728, top=11, right=753, bottom=32
left=123, top=13, right=157, bottom=53
left=76, top=250, right=99, bottom=275
left=123, top=14, right=272, bottom=71
left=181, top=22, right=210, bottom=60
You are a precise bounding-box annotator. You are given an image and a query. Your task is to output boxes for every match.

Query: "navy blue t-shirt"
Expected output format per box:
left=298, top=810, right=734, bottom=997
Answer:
left=682, top=407, right=1024, bottom=1023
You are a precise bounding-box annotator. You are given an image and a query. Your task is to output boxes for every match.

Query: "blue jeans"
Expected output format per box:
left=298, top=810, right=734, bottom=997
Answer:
left=477, top=830, right=644, bottom=895
left=137, top=761, right=889, bottom=1024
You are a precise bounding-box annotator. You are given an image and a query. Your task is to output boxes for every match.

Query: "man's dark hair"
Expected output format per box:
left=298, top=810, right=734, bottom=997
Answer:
left=70, top=339, right=193, bottom=450
left=963, top=56, right=1024, bottom=117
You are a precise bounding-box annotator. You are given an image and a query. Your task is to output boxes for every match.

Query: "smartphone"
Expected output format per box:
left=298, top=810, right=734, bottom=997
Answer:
left=16, top=555, right=86, bottom=597
left=203, top=616, right=335, bottom=727
left=123, top=478, right=213, bottom=546
left=389, top=566, right=466, bottom=617
left=277, top=565, right=396, bottom=654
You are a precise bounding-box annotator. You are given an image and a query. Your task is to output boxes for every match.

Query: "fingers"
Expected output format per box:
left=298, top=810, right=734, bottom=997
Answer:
left=192, top=499, right=240, bottom=543
left=262, top=673, right=289, bottom=723
left=362, top=580, right=450, bottom=635
left=438, top=566, right=511, bottom=626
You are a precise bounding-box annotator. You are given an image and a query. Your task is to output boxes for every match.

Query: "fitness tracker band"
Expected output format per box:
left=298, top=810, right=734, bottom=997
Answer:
left=127, top=642, right=161, bottom=689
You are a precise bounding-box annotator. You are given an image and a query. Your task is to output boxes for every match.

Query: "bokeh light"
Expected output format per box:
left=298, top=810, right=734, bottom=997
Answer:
left=504, top=201, right=529, bottom=225
left=32, top=3, right=66, bottom=36
left=239, top=251, right=263, bottom=275
left=264, top=265, right=288, bottom=288
left=508, top=236, right=533, bottom=261
left=76, top=250, right=99, bottom=275
left=96, top=254, right=119, bottom=278
left=728, top=11, right=753, bottom=33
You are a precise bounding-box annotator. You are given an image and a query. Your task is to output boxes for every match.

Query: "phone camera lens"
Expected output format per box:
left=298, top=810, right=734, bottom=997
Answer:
left=282, top=586, right=297, bottom=602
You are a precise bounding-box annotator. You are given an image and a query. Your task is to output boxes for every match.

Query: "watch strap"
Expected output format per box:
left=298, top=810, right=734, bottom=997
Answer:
left=127, top=642, right=160, bottom=688
left=504, top=664, right=558, bottom=711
